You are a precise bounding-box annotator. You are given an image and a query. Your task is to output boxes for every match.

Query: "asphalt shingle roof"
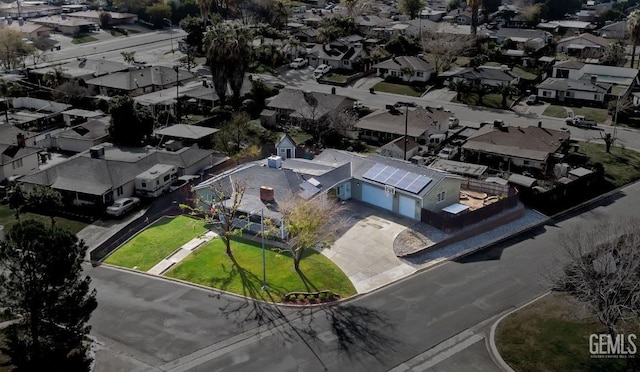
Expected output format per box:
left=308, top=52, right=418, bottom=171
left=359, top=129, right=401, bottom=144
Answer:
left=372, top=56, right=434, bottom=73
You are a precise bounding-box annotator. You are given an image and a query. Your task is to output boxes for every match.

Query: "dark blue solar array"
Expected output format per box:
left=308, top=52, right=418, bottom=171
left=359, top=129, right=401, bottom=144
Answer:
left=362, top=163, right=432, bottom=194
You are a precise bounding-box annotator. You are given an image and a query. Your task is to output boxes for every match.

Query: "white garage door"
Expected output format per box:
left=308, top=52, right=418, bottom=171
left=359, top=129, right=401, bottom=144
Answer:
left=398, top=195, right=417, bottom=219
left=361, top=184, right=393, bottom=210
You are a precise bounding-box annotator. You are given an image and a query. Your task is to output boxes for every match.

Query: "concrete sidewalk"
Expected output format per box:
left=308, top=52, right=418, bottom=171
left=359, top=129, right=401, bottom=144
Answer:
left=147, top=231, right=218, bottom=275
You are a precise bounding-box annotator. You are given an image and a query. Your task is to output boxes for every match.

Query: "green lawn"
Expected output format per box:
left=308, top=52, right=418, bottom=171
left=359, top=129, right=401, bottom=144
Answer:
left=497, top=292, right=636, bottom=372
left=104, top=216, right=207, bottom=271
left=0, top=205, right=87, bottom=235
left=572, top=107, right=610, bottom=123
left=542, top=105, right=567, bottom=118
left=581, top=142, right=640, bottom=188
left=452, top=93, right=513, bottom=109
left=512, top=66, right=539, bottom=80
left=323, top=72, right=349, bottom=83
left=372, top=82, right=428, bottom=97
left=71, top=35, right=98, bottom=44
left=277, top=126, right=313, bottom=145
left=166, top=237, right=357, bottom=302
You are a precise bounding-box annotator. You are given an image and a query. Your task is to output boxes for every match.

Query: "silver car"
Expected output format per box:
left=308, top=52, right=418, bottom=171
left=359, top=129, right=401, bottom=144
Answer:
left=106, top=197, right=140, bottom=217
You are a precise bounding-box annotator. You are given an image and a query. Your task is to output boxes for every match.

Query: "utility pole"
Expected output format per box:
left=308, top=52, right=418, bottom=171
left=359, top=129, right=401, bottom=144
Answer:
left=163, top=18, right=173, bottom=56
left=261, top=208, right=268, bottom=291
left=174, top=65, right=180, bottom=122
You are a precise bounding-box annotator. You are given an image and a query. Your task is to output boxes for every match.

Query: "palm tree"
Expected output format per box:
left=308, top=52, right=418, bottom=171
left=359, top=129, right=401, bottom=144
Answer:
left=44, top=66, right=65, bottom=88
left=627, top=10, right=640, bottom=68
left=197, top=0, right=211, bottom=27
left=450, top=80, right=469, bottom=101
left=475, top=83, right=493, bottom=106
left=496, top=82, right=517, bottom=109
left=206, top=24, right=253, bottom=108
left=0, top=79, right=15, bottom=124
left=469, top=0, right=482, bottom=37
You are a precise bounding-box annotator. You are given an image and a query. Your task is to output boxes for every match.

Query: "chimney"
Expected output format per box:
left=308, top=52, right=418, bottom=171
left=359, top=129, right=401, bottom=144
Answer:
left=260, top=186, right=275, bottom=202
left=493, top=120, right=504, bottom=128
left=89, top=145, right=105, bottom=159
left=16, top=133, right=25, bottom=148
left=590, top=74, right=598, bottom=85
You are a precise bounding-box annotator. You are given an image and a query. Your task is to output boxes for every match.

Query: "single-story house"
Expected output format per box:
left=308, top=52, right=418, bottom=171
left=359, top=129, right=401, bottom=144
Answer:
left=536, top=77, right=612, bottom=103
left=20, top=143, right=228, bottom=207
left=0, top=133, right=42, bottom=182
left=493, top=28, right=552, bottom=55
left=440, top=65, right=521, bottom=87
left=291, top=28, right=319, bottom=43
left=0, top=19, right=51, bottom=39
left=62, top=108, right=107, bottom=126
left=420, top=8, right=447, bottom=22
left=556, top=33, right=612, bottom=57
left=7, top=97, right=70, bottom=130
left=356, top=107, right=452, bottom=143
left=597, top=21, right=628, bottom=40
left=538, top=20, right=595, bottom=35
left=29, top=58, right=129, bottom=83
left=30, top=15, right=96, bottom=35
left=307, top=42, right=366, bottom=71
left=264, top=88, right=356, bottom=124
left=154, top=124, right=219, bottom=149
left=66, top=10, right=138, bottom=25
left=444, top=8, right=472, bottom=25
left=379, top=136, right=420, bottom=160
left=53, top=117, right=110, bottom=153
left=355, top=14, right=390, bottom=34
left=462, top=122, right=570, bottom=175
left=0, top=4, right=62, bottom=19
left=85, top=66, right=197, bottom=97
left=373, top=56, right=435, bottom=83
left=193, top=149, right=463, bottom=223
left=551, top=61, right=640, bottom=97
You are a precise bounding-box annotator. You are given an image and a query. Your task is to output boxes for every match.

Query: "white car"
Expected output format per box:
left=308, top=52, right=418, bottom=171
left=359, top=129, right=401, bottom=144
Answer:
left=289, top=57, right=307, bottom=69
left=437, top=147, right=458, bottom=160
left=169, top=175, right=200, bottom=192
left=106, top=197, right=140, bottom=217
left=447, top=116, right=459, bottom=128
left=313, top=64, right=331, bottom=79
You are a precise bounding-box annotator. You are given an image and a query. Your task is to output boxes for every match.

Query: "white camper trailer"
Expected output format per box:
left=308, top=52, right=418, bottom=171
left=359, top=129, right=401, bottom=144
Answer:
left=135, top=164, right=178, bottom=197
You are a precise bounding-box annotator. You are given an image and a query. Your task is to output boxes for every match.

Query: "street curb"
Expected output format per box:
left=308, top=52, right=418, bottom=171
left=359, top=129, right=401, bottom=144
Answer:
left=488, top=292, right=551, bottom=372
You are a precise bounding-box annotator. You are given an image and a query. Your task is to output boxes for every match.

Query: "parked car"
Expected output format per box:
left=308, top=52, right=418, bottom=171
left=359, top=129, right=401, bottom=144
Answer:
left=169, top=175, right=201, bottom=192
left=566, top=115, right=597, bottom=128
left=353, top=101, right=364, bottom=109
left=313, top=64, right=331, bottom=79
left=447, top=116, right=459, bottom=128
left=289, top=57, right=307, bottom=69
left=395, top=101, right=418, bottom=108
left=525, top=94, right=538, bottom=105
left=437, top=146, right=458, bottom=160
left=106, top=197, right=140, bottom=217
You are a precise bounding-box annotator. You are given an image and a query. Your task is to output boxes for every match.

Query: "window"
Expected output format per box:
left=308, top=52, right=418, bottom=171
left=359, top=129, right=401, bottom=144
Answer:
left=164, top=174, right=170, bottom=182
left=417, top=72, right=424, bottom=77
left=542, top=91, right=550, bottom=97
left=12, top=158, right=23, bottom=169
left=141, top=182, right=146, bottom=188
left=343, top=60, right=350, bottom=66
left=523, top=160, right=530, bottom=166
left=436, top=191, right=446, bottom=203
left=594, top=94, right=600, bottom=100
left=391, top=71, right=397, bottom=77
left=117, top=186, right=123, bottom=196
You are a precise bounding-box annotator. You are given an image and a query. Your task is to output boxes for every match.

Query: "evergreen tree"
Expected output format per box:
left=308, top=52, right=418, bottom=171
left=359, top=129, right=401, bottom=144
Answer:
left=108, top=95, right=154, bottom=146
left=0, top=220, right=97, bottom=371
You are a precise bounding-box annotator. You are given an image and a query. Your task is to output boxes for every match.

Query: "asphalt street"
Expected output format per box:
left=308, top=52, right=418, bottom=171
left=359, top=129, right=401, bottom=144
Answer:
left=88, top=182, right=640, bottom=371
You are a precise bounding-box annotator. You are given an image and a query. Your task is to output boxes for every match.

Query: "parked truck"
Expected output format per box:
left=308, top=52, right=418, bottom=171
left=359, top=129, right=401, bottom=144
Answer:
left=565, top=114, right=597, bottom=129
left=135, top=164, right=178, bottom=197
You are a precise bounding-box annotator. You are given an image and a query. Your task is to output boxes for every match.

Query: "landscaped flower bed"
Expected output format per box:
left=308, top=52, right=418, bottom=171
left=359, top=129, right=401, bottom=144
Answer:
left=282, top=290, right=341, bottom=305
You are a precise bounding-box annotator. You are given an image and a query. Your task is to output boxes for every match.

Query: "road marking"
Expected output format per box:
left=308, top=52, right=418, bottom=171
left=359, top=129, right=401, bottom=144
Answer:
left=389, top=330, right=483, bottom=372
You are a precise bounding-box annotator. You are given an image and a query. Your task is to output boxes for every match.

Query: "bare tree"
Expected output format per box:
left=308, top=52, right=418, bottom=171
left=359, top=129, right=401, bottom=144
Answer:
left=421, top=31, right=473, bottom=72
left=278, top=194, right=349, bottom=271
left=550, top=218, right=640, bottom=337
left=121, top=51, right=136, bottom=64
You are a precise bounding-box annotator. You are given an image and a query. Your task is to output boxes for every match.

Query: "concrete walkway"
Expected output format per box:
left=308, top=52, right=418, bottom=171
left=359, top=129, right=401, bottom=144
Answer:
left=147, top=231, right=218, bottom=275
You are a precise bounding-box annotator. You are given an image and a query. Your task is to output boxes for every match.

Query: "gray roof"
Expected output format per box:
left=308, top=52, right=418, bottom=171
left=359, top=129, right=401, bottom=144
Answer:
left=356, top=107, right=452, bottom=137
left=508, top=173, right=537, bottom=188
left=267, top=88, right=356, bottom=119
left=554, top=60, right=585, bottom=70
left=373, top=56, right=434, bottom=73
left=62, top=108, right=106, bottom=118
left=31, top=58, right=129, bottom=79
left=55, top=118, right=110, bottom=140
left=20, top=144, right=215, bottom=196
left=308, top=43, right=364, bottom=62
left=428, top=159, right=488, bottom=177
left=495, top=28, right=549, bottom=41
left=446, top=66, right=520, bottom=85
left=537, top=78, right=612, bottom=94
left=85, top=66, right=196, bottom=91
left=155, top=124, right=219, bottom=140
left=1, top=144, right=41, bottom=164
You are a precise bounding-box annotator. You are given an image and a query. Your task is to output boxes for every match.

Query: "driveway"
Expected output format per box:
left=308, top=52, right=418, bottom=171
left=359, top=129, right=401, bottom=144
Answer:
left=318, top=201, right=416, bottom=294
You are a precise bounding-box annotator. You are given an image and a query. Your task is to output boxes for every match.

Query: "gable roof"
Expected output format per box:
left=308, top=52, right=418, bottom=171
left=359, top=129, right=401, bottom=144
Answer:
left=55, top=118, right=110, bottom=141
left=308, top=43, right=364, bottom=61
left=276, top=133, right=296, bottom=148
left=356, top=107, right=452, bottom=137
left=0, top=144, right=40, bottom=164
left=155, top=124, right=219, bottom=140
left=558, top=33, right=612, bottom=47
left=462, top=125, right=570, bottom=161
left=537, top=77, right=612, bottom=94
left=384, top=136, right=419, bottom=151
left=267, top=88, right=355, bottom=119
left=447, top=66, right=520, bottom=84
left=495, top=28, right=549, bottom=42
left=372, top=56, right=435, bottom=73
left=554, top=60, right=585, bottom=70
left=85, top=66, right=196, bottom=91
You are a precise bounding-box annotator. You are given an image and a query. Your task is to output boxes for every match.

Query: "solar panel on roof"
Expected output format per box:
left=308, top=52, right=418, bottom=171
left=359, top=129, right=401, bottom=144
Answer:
left=405, top=175, right=432, bottom=194
left=363, top=163, right=433, bottom=194
left=362, top=163, right=386, bottom=181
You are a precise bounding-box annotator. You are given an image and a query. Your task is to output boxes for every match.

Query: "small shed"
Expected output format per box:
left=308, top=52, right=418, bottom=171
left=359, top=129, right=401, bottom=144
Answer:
left=276, top=133, right=296, bottom=159
left=442, top=203, right=470, bottom=215
left=508, top=173, right=538, bottom=188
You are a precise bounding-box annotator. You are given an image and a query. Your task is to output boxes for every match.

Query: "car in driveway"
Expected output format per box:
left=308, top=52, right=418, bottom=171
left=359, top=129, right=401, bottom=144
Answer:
left=289, top=57, right=307, bottom=69
left=169, top=175, right=200, bottom=192
left=525, top=94, right=538, bottom=105
left=106, top=197, right=140, bottom=217
left=313, top=64, right=331, bottom=79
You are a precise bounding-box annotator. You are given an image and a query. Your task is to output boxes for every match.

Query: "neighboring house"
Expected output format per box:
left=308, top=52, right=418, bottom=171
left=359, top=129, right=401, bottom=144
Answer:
left=275, top=133, right=297, bottom=159
left=0, top=4, right=62, bottom=19
left=20, top=143, right=227, bottom=207
left=53, top=117, right=110, bottom=153
left=66, top=10, right=138, bottom=25
left=598, top=20, right=628, bottom=40
left=373, top=56, right=435, bottom=83
left=462, top=122, right=571, bottom=176
left=556, top=33, right=612, bottom=57
left=291, top=27, right=319, bottom=43
left=550, top=60, right=639, bottom=97
left=307, top=42, right=366, bottom=71
left=28, top=57, right=129, bottom=84
left=538, top=20, right=595, bottom=35
left=0, top=19, right=51, bottom=39
left=0, top=134, right=41, bottom=182
left=494, top=28, right=552, bottom=56
left=379, top=136, right=420, bottom=160
left=536, top=77, right=612, bottom=104
left=264, top=88, right=356, bottom=124
left=444, top=8, right=472, bottom=25
left=7, top=97, right=70, bottom=130
left=356, top=107, right=452, bottom=143
left=85, top=66, right=197, bottom=97
left=441, top=65, right=521, bottom=87
left=62, top=108, right=106, bottom=126
left=355, top=14, right=390, bottom=34
left=194, top=149, right=463, bottom=223
left=154, top=124, right=219, bottom=149
left=420, top=7, right=447, bottom=22
left=30, top=15, right=96, bottom=35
